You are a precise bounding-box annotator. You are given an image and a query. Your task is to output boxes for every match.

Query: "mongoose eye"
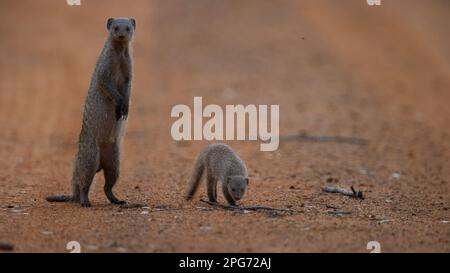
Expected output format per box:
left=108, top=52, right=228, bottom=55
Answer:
left=231, top=188, right=236, bottom=192
left=114, top=26, right=119, bottom=32
left=126, top=26, right=130, bottom=32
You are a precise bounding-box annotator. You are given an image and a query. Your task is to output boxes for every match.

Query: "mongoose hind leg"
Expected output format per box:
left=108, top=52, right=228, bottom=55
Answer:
left=207, top=174, right=218, bottom=203
left=75, top=142, right=100, bottom=207
left=221, top=181, right=236, bottom=206
left=101, top=143, right=125, bottom=205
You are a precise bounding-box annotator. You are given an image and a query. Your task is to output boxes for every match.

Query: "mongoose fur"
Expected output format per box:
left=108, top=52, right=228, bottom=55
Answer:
left=186, top=143, right=249, bottom=205
left=46, top=18, right=136, bottom=207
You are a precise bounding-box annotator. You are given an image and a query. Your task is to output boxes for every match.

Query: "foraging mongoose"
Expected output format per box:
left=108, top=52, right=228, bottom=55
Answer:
left=186, top=144, right=249, bottom=205
left=46, top=17, right=136, bottom=207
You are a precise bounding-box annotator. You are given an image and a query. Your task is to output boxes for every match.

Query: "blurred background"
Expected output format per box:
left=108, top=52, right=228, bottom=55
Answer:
left=0, top=0, right=449, bottom=252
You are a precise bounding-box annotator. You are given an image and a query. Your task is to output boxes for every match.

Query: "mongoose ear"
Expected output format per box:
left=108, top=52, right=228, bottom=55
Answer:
left=107, top=18, right=114, bottom=30
left=130, top=18, right=136, bottom=30
left=245, top=178, right=249, bottom=185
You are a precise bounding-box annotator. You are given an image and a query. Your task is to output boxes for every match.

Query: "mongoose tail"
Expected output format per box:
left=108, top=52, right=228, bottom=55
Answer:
left=186, top=152, right=206, bottom=200
left=46, top=195, right=74, bottom=202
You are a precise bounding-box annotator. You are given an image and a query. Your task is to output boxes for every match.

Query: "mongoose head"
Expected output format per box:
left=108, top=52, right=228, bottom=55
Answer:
left=226, top=176, right=249, bottom=201
left=107, top=17, right=136, bottom=43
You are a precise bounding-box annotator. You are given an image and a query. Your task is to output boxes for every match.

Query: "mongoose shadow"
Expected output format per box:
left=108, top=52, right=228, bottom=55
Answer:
left=186, top=143, right=249, bottom=206
left=47, top=17, right=136, bottom=207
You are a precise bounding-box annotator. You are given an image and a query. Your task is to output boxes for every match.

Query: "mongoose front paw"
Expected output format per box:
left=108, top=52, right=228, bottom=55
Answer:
left=115, top=100, right=129, bottom=120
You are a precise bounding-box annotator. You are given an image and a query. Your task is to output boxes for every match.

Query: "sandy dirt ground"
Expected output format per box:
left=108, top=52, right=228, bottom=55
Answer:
left=0, top=0, right=449, bottom=252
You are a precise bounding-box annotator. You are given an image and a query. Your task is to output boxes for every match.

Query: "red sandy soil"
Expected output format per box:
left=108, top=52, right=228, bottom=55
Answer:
left=0, top=0, right=449, bottom=252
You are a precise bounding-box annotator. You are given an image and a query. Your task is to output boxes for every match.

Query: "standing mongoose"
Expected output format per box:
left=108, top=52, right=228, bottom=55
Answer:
left=46, top=17, right=136, bottom=207
left=186, top=144, right=249, bottom=205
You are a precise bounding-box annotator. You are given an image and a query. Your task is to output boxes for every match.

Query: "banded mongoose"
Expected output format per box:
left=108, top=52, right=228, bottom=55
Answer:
left=186, top=144, right=249, bottom=205
left=46, top=17, right=136, bottom=207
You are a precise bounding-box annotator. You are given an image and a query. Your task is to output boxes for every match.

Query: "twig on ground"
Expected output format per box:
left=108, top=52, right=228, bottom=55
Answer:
left=199, top=199, right=300, bottom=214
left=325, top=204, right=352, bottom=216
left=322, top=186, right=364, bottom=200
